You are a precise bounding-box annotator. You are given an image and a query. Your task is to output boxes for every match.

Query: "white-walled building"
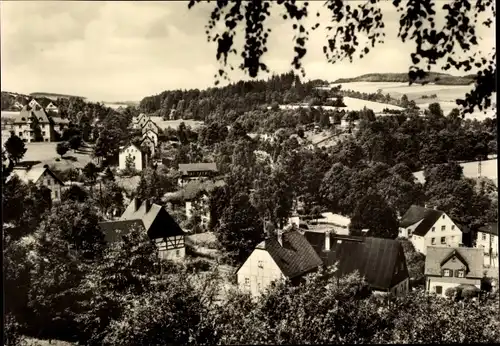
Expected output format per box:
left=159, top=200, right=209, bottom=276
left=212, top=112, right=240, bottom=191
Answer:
left=9, top=165, right=64, bottom=201
left=142, top=129, right=158, bottom=146
left=476, top=223, right=498, bottom=267
left=399, top=205, right=466, bottom=255
left=118, top=144, right=147, bottom=172
left=425, top=247, right=483, bottom=297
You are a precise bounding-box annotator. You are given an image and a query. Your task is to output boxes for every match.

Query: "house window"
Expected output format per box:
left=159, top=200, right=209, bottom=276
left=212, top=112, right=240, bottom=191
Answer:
left=441, top=237, right=446, bottom=244
left=431, top=227, right=435, bottom=232
left=457, top=270, right=465, bottom=278
left=431, top=237, right=436, bottom=245
left=443, top=269, right=451, bottom=277
left=441, top=225, right=446, bottom=231
left=258, top=260, right=264, bottom=269
left=176, top=249, right=180, bottom=257
left=482, top=233, right=487, bottom=241
left=442, top=215, right=445, bottom=219
left=451, top=225, right=455, bottom=230
left=54, top=190, right=59, bottom=199
left=18, top=132, right=22, bottom=136
left=244, top=278, right=250, bottom=286
left=435, top=286, right=443, bottom=294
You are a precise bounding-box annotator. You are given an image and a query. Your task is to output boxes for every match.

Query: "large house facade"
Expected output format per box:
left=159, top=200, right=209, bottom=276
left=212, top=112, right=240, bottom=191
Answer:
left=399, top=205, right=466, bottom=255
left=237, top=229, right=410, bottom=297
left=178, top=162, right=218, bottom=187
left=10, top=165, right=65, bottom=201
left=118, top=144, right=147, bottom=172
left=425, top=247, right=483, bottom=297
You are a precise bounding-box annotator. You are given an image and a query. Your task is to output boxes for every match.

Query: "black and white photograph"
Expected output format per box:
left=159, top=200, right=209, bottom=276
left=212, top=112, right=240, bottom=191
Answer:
left=1, top=0, right=498, bottom=344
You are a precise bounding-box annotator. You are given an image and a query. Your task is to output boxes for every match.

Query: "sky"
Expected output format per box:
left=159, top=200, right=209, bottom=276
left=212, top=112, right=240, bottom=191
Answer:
left=1, top=1, right=495, bottom=102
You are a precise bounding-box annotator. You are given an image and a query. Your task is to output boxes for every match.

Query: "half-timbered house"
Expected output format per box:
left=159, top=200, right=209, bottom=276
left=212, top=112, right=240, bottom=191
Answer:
left=100, top=198, right=187, bottom=261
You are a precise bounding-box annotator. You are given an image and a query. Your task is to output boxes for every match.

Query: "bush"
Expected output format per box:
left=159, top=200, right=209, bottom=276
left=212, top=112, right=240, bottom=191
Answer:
left=445, top=287, right=456, bottom=298
left=186, top=258, right=212, bottom=273
left=462, top=286, right=480, bottom=300
left=3, top=313, right=25, bottom=346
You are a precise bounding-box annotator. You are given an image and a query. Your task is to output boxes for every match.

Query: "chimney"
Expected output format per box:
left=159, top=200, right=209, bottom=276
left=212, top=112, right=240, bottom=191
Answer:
left=145, top=199, right=151, bottom=213
left=277, top=230, right=283, bottom=247
left=325, top=230, right=331, bottom=251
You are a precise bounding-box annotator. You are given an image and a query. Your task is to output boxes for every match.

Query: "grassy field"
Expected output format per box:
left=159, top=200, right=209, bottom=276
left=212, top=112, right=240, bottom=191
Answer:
left=413, top=158, right=498, bottom=186
left=279, top=96, right=403, bottom=113
left=150, top=117, right=205, bottom=131
left=329, top=82, right=496, bottom=120
left=20, top=142, right=95, bottom=170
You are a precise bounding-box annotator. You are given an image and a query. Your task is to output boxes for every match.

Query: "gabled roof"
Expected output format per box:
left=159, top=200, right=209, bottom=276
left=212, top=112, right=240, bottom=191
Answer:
left=478, top=223, right=498, bottom=236
left=425, top=247, right=483, bottom=279
left=98, top=219, right=146, bottom=243
left=10, top=166, right=64, bottom=186
left=141, top=119, right=161, bottom=133
left=178, top=162, right=218, bottom=174
left=399, top=205, right=444, bottom=236
left=120, top=198, right=185, bottom=239
left=250, top=230, right=323, bottom=279
left=304, top=232, right=406, bottom=291
left=119, top=143, right=143, bottom=153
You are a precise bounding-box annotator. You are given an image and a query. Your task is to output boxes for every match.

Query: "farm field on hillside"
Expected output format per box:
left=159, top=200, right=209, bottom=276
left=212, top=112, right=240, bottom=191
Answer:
left=20, top=142, right=95, bottom=170
left=413, top=158, right=498, bottom=186
left=150, top=117, right=205, bottom=131
left=279, top=96, right=403, bottom=113
left=329, top=82, right=496, bottom=120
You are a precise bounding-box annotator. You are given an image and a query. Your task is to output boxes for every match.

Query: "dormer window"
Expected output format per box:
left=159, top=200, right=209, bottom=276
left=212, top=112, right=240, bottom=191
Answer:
left=443, top=269, right=451, bottom=277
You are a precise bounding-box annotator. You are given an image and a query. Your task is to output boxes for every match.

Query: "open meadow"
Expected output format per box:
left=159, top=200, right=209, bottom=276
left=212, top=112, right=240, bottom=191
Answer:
left=279, top=96, right=403, bottom=113
left=150, top=117, right=205, bottom=131
left=19, top=142, right=95, bottom=170
left=413, top=158, right=498, bottom=186
left=329, top=82, right=497, bottom=120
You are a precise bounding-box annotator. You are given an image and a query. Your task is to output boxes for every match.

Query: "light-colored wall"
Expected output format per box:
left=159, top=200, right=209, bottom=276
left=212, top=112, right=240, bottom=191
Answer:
left=476, top=231, right=499, bottom=267
left=40, top=171, right=63, bottom=201
left=118, top=146, right=143, bottom=171
left=237, top=249, right=284, bottom=297
left=427, top=277, right=481, bottom=297
left=156, top=237, right=186, bottom=262
left=408, top=214, right=462, bottom=255
left=399, top=219, right=424, bottom=238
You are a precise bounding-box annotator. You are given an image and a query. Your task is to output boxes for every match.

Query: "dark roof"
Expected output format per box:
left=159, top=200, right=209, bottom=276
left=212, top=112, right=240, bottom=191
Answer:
left=178, top=162, right=218, bottom=174
left=304, top=232, right=406, bottom=291
left=254, top=230, right=323, bottom=279
left=120, top=198, right=185, bottom=239
left=399, top=205, right=444, bottom=236
left=98, top=219, right=146, bottom=243
left=478, top=223, right=498, bottom=236
left=425, top=247, right=483, bottom=279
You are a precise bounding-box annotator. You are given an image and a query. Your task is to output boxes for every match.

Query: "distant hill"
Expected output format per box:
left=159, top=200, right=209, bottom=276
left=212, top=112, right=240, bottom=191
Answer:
left=333, top=72, right=475, bottom=86
left=30, top=92, right=87, bottom=101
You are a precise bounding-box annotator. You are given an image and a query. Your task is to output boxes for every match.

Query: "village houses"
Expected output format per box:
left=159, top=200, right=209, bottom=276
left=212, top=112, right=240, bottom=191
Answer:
left=9, top=165, right=65, bottom=202
left=177, top=162, right=218, bottom=187
left=398, top=205, right=467, bottom=255
left=424, top=247, right=483, bottom=297
left=237, top=228, right=409, bottom=297
left=118, top=143, right=148, bottom=172
left=99, top=198, right=186, bottom=261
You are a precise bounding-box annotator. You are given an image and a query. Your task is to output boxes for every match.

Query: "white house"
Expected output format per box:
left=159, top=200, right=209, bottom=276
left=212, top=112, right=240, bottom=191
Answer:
left=142, top=119, right=161, bottom=135
left=476, top=223, right=498, bottom=268
left=28, top=98, right=41, bottom=109
left=425, top=247, right=483, bottom=297
left=140, top=135, right=156, bottom=157
left=100, top=198, right=186, bottom=262
left=399, top=205, right=466, bottom=255
left=118, top=144, right=147, bottom=172
left=236, top=229, right=323, bottom=297
left=9, top=165, right=64, bottom=201
left=142, top=129, right=159, bottom=146
left=45, top=102, right=59, bottom=113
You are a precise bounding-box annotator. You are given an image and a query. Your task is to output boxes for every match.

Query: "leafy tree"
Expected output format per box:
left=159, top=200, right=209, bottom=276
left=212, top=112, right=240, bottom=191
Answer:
left=69, top=135, right=82, bottom=151
left=398, top=238, right=425, bottom=282
left=83, top=162, right=99, bottom=184
left=136, top=167, right=175, bottom=204
left=188, top=0, right=495, bottom=115
left=350, top=189, right=399, bottom=239
left=216, top=192, right=264, bottom=264
left=4, top=133, right=27, bottom=165
left=56, top=141, right=70, bottom=158
left=62, top=184, right=88, bottom=203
